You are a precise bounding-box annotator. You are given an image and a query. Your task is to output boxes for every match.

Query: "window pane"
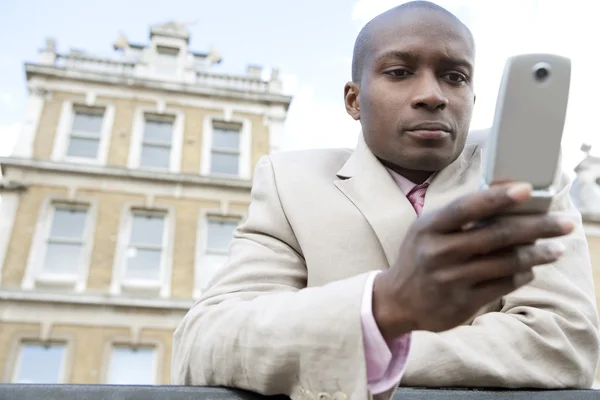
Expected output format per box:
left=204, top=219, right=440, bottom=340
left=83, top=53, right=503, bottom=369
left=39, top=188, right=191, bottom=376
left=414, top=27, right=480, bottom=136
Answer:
left=107, top=347, right=154, bottom=385
left=130, top=214, right=164, bottom=246
left=210, top=152, right=239, bottom=175
left=50, top=208, right=87, bottom=239
left=124, top=247, right=162, bottom=280
left=212, top=126, right=240, bottom=150
left=66, top=137, right=100, bottom=158
left=72, top=111, right=103, bottom=133
left=207, top=220, right=237, bottom=252
left=14, top=343, right=65, bottom=384
left=42, top=242, right=82, bottom=274
left=140, top=144, right=171, bottom=169
left=143, top=119, right=173, bottom=143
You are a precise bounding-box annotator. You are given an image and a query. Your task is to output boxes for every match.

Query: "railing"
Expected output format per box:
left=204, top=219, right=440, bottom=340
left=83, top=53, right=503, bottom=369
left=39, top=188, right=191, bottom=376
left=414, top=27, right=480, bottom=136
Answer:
left=49, top=54, right=276, bottom=94
left=55, top=54, right=136, bottom=77
left=196, top=71, right=270, bottom=93
left=0, top=385, right=599, bottom=399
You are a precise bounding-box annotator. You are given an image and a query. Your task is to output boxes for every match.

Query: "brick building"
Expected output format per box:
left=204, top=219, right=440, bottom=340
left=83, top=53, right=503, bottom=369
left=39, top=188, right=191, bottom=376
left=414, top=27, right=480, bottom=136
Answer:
left=0, top=21, right=291, bottom=384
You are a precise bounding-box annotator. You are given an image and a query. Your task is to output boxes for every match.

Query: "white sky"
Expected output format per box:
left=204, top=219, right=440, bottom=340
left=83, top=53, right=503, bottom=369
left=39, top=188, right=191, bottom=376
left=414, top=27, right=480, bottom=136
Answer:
left=1, top=0, right=598, bottom=177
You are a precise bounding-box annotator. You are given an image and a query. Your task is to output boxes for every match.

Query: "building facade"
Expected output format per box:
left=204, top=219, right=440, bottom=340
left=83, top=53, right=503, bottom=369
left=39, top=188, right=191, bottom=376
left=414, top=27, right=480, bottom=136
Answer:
left=0, top=21, right=291, bottom=385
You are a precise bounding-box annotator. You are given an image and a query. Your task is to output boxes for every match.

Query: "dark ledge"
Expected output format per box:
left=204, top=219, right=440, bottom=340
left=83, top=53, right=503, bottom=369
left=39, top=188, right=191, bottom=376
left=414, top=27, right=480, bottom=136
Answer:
left=0, top=385, right=599, bottom=400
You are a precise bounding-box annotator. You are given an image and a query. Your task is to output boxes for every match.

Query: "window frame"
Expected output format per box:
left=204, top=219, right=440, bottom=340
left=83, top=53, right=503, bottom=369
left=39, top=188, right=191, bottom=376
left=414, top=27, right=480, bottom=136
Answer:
left=200, top=114, right=252, bottom=180
left=4, top=331, right=74, bottom=385
left=127, top=106, right=184, bottom=174
left=100, top=334, right=163, bottom=385
left=193, top=209, right=245, bottom=299
left=22, top=196, right=98, bottom=292
left=110, top=203, right=175, bottom=298
left=51, top=100, right=115, bottom=165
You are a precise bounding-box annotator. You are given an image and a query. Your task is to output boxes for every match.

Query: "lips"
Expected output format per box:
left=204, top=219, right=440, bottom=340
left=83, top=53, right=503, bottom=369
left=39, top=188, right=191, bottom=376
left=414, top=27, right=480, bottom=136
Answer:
left=404, top=122, right=453, bottom=140
left=405, top=122, right=452, bottom=132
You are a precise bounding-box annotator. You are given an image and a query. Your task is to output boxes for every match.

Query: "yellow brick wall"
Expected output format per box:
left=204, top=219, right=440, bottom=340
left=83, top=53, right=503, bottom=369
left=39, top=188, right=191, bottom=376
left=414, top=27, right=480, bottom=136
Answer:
left=105, top=97, right=154, bottom=168
left=32, top=92, right=85, bottom=160
left=0, top=322, right=174, bottom=384
left=1, top=186, right=68, bottom=287
left=80, top=190, right=145, bottom=293
left=30, top=91, right=272, bottom=176
left=0, top=322, right=40, bottom=382
left=180, top=106, right=221, bottom=174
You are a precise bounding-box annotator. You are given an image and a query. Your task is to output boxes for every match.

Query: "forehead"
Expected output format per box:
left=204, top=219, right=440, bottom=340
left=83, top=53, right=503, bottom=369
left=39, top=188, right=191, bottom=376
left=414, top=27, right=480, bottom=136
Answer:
left=367, top=9, right=474, bottom=62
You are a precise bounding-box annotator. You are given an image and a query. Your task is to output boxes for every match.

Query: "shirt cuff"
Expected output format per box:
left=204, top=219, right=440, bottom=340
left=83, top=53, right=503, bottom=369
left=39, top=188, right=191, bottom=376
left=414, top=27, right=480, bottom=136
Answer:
left=361, top=270, right=412, bottom=394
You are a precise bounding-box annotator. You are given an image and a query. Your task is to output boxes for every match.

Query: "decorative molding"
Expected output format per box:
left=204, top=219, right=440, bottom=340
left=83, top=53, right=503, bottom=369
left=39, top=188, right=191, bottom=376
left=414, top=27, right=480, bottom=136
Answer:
left=25, top=63, right=292, bottom=107
left=0, top=157, right=253, bottom=190
left=0, top=288, right=193, bottom=310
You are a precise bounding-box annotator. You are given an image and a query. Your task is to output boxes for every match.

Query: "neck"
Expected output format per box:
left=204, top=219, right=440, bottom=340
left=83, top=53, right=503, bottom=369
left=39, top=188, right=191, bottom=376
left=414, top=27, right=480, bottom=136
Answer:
left=382, top=161, right=434, bottom=184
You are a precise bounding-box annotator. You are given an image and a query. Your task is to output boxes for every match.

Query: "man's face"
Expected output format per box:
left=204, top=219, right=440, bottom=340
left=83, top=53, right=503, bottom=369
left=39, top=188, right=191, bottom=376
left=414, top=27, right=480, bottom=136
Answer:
left=347, top=9, right=476, bottom=173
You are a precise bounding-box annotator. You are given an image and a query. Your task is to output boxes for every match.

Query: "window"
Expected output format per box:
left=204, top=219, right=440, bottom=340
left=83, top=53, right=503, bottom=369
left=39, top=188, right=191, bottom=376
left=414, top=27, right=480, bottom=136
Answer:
left=140, top=114, right=174, bottom=169
left=66, top=106, right=105, bottom=159
left=13, top=343, right=66, bottom=384
left=206, top=218, right=238, bottom=255
left=210, top=122, right=241, bottom=176
left=40, top=205, right=89, bottom=278
left=124, top=211, right=165, bottom=282
left=196, top=216, right=239, bottom=293
left=155, top=46, right=179, bottom=76
left=106, top=346, right=155, bottom=385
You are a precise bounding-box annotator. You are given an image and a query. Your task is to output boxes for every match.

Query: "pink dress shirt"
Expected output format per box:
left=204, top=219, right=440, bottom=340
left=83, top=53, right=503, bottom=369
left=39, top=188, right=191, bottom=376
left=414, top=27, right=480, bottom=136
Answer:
left=361, top=169, right=432, bottom=394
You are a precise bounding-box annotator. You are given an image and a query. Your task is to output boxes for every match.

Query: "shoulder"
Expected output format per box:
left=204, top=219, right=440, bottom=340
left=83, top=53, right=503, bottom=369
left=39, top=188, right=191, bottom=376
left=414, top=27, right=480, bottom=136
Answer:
left=261, top=148, right=354, bottom=178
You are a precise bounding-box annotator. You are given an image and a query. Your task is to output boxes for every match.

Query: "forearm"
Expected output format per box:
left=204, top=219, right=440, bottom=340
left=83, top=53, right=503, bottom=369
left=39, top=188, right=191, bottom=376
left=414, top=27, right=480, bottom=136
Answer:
left=172, top=272, right=372, bottom=398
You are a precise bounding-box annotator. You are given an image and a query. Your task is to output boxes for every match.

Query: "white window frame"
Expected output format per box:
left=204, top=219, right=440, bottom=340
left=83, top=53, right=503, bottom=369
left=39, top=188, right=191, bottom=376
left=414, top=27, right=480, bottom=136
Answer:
left=5, top=332, right=74, bottom=384
left=193, top=209, right=245, bottom=299
left=22, top=196, right=98, bottom=292
left=110, top=203, right=175, bottom=298
left=100, top=334, right=163, bottom=385
left=128, top=106, right=184, bottom=173
left=200, top=114, right=252, bottom=180
left=51, top=100, right=115, bottom=165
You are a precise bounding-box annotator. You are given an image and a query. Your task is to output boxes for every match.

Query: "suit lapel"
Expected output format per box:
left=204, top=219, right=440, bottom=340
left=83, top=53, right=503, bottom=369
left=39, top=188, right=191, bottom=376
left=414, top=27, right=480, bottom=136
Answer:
left=334, top=137, right=417, bottom=268
left=334, top=135, right=483, bottom=268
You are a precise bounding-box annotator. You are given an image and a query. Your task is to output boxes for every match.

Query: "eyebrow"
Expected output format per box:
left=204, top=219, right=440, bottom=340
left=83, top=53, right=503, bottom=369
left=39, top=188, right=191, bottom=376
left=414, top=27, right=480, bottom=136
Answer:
left=374, top=50, right=474, bottom=74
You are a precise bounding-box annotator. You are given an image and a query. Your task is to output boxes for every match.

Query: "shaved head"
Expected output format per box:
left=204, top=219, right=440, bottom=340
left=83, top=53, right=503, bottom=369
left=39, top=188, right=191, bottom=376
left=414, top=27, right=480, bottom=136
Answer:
left=351, top=1, right=474, bottom=83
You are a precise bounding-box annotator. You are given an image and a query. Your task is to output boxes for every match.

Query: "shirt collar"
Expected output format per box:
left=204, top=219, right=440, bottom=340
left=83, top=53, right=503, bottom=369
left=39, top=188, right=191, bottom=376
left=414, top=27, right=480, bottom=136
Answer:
left=386, top=168, right=435, bottom=196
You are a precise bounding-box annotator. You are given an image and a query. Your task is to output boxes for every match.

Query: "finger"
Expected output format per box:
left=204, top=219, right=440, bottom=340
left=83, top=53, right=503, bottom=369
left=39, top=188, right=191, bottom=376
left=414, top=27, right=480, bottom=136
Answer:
left=428, top=182, right=533, bottom=233
left=470, top=270, right=535, bottom=306
left=435, top=241, right=564, bottom=285
left=454, top=214, right=574, bottom=256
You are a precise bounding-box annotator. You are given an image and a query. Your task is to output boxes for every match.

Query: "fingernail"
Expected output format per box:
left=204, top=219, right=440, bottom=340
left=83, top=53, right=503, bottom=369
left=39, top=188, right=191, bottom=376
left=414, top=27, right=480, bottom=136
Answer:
left=555, top=216, right=575, bottom=233
left=544, top=241, right=566, bottom=257
left=507, top=183, right=533, bottom=201
left=514, top=271, right=534, bottom=287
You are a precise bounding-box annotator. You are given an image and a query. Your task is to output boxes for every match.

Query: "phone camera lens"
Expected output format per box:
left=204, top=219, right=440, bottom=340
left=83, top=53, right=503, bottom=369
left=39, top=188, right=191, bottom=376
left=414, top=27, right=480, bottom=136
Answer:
left=533, top=63, right=551, bottom=82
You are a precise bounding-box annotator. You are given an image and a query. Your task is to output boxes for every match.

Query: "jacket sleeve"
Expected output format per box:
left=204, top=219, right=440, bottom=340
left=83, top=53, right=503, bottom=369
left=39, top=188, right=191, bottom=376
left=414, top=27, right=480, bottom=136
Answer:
left=401, top=170, right=600, bottom=388
left=171, top=156, right=374, bottom=400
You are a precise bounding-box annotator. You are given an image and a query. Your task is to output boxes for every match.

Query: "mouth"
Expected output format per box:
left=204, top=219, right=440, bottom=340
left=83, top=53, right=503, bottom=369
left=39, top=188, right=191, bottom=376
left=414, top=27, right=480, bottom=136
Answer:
left=404, top=122, right=453, bottom=140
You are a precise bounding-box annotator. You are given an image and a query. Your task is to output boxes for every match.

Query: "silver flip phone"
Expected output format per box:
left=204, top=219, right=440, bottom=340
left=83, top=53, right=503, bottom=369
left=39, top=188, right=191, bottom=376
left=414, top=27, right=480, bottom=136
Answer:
left=482, top=53, right=571, bottom=213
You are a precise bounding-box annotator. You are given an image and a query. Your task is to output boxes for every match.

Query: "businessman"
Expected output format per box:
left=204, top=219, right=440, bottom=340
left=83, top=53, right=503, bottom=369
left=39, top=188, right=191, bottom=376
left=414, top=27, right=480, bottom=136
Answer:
left=172, top=2, right=600, bottom=399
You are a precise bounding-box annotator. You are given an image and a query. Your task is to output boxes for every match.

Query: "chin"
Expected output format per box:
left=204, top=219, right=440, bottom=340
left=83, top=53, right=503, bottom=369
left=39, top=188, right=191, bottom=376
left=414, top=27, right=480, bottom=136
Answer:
left=396, top=151, right=457, bottom=172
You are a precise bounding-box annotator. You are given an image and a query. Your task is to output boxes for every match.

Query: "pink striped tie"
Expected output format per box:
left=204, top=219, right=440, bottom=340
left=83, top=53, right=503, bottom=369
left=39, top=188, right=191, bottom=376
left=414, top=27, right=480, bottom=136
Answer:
left=407, top=183, right=429, bottom=216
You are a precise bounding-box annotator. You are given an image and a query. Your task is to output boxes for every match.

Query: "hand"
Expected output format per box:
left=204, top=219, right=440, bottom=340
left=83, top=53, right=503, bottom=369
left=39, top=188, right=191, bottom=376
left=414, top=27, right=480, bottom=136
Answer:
left=372, top=182, right=574, bottom=339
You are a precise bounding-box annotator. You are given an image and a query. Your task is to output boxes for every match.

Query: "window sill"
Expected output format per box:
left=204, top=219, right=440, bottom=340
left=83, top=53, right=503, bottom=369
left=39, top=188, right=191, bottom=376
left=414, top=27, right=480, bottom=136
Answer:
left=35, top=274, right=78, bottom=286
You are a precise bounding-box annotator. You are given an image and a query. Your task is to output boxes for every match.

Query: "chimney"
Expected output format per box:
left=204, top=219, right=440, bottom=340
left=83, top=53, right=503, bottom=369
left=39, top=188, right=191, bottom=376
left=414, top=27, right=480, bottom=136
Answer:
left=247, top=65, right=263, bottom=79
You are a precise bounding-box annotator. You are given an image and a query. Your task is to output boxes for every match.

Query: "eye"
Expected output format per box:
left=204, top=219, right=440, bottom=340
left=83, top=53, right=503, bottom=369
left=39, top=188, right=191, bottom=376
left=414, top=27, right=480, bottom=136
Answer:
left=444, top=72, right=468, bottom=84
left=385, top=69, right=413, bottom=77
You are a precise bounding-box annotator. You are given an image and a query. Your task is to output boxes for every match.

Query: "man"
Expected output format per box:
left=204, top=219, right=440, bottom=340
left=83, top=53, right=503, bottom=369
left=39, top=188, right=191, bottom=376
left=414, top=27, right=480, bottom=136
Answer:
left=172, top=2, right=600, bottom=399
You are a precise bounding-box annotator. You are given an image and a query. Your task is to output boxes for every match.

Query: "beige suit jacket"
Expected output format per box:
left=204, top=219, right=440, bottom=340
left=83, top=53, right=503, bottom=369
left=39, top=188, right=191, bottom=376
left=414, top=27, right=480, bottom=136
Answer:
left=172, top=135, right=600, bottom=400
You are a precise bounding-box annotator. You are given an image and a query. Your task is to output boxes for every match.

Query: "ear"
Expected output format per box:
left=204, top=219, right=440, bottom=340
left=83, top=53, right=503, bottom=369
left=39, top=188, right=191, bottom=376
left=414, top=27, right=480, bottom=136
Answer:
left=344, top=82, right=361, bottom=120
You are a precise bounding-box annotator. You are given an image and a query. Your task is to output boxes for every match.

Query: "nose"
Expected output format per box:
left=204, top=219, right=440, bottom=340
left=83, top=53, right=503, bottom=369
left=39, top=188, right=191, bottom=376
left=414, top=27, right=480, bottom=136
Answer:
left=410, top=73, right=449, bottom=111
